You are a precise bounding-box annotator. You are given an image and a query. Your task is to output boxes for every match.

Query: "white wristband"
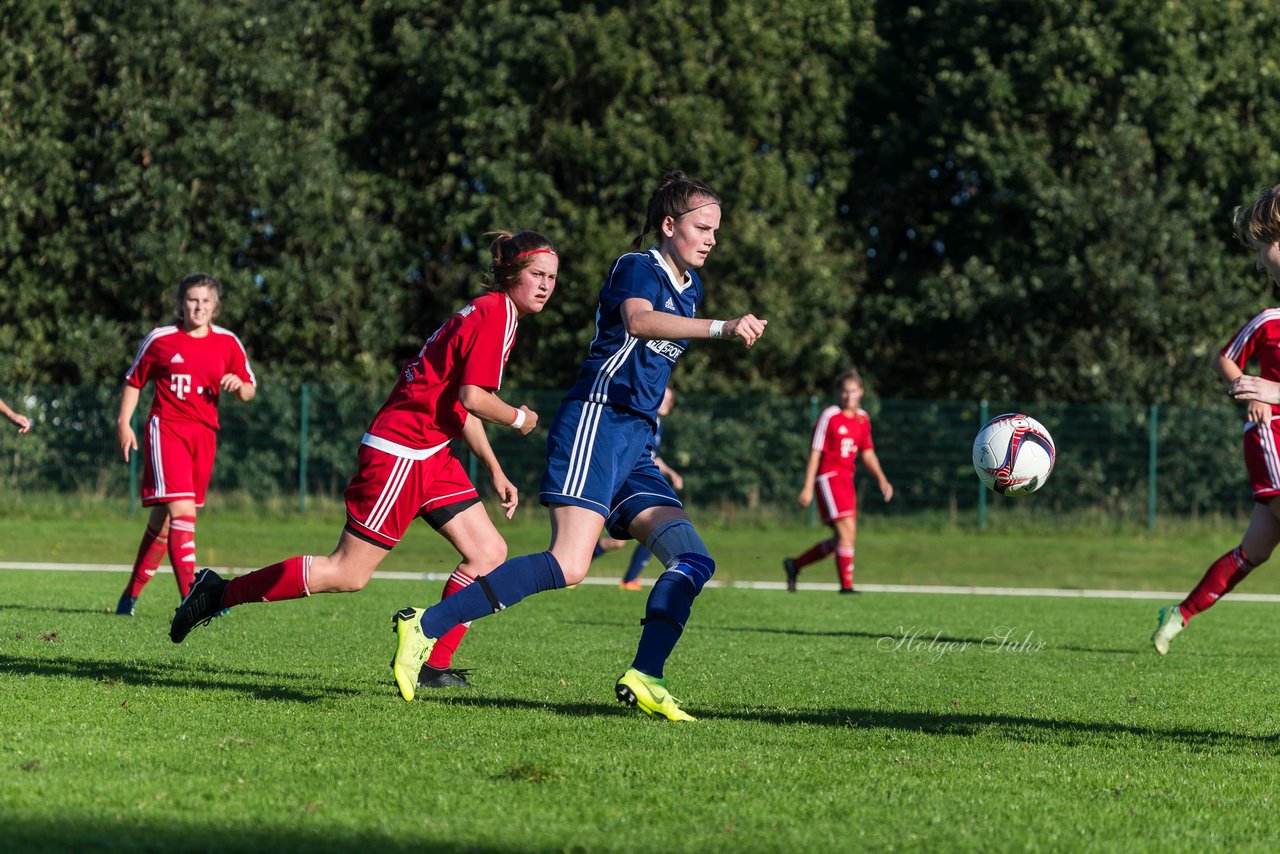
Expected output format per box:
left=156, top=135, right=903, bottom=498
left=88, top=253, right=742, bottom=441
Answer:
left=709, top=319, right=726, bottom=339
left=510, top=408, right=526, bottom=429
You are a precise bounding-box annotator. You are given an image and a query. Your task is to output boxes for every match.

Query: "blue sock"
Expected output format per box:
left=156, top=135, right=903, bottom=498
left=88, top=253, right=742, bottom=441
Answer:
left=631, top=553, right=714, bottom=678
left=419, top=551, right=566, bottom=638
left=622, top=545, right=652, bottom=583
left=591, top=542, right=606, bottom=559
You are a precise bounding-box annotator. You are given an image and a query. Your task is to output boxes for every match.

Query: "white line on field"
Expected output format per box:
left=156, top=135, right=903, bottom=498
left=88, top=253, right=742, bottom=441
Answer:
left=3, top=561, right=1279, bottom=602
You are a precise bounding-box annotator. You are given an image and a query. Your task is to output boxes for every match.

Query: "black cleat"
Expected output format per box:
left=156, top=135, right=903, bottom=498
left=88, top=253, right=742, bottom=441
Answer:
left=417, top=664, right=472, bottom=689
left=783, top=558, right=799, bottom=593
left=169, top=568, right=228, bottom=643
left=838, top=587, right=861, bottom=596
left=115, top=591, right=137, bottom=616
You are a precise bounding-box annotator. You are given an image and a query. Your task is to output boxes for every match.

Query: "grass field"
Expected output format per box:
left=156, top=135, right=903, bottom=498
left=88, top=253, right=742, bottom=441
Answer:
left=3, top=504, right=1280, bottom=851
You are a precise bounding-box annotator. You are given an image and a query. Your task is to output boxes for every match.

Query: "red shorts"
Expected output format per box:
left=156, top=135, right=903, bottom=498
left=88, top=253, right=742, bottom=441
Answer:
left=141, top=416, right=217, bottom=508
left=814, top=471, right=856, bottom=524
left=1244, top=422, right=1280, bottom=503
left=344, top=439, right=478, bottom=548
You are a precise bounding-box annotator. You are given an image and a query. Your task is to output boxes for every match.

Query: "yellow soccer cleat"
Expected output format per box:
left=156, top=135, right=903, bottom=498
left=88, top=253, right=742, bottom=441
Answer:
left=615, top=667, right=696, bottom=722
left=390, top=607, right=436, bottom=702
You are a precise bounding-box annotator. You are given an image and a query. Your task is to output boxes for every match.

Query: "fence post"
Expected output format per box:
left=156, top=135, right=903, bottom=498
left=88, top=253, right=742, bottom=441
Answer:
left=1148, top=403, right=1158, bottom=532
left=128, top=409, right=139, bottom=517
left=807, top=394, right=819, bottom=528
left=298, top=383, right=310, bottom=513
left=977, top=399, right=989, bottom=531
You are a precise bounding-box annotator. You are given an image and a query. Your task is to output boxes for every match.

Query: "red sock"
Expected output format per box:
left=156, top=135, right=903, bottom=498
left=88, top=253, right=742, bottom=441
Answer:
left=1182, top=546, right=1257, bottom=620
left=427, top=569, right=475, bottom=668
left=794, top=538, right=834, bottom=570
left=125, top=525, right=169, bottom=597
left=167, top=516, right=197, bottom=598
left=222, top=556, right=312, bottom=608
left=836, top=546, right=855, bottom=589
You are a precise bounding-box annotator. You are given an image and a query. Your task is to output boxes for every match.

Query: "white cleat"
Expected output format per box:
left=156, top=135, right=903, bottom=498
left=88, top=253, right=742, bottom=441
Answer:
left=1152, top=603, right=1185, bottom=655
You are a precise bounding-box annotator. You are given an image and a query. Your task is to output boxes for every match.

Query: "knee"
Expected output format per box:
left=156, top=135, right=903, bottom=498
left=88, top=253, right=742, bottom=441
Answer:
left=462, top=540, right=508, bottom=575
left=311, top=556, right=374, bottom=594
left=560, top=559, right=591, bottom=587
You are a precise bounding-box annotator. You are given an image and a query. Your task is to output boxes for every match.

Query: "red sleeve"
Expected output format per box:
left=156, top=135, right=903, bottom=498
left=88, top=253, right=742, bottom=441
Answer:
left=225, top=333, right=256, bottom=385
left=1220, top=311, right=1280, bottom=370
left=861, top=416, right=875, bottom=452
left=124, top=335, right=156, bottom=389
left=458, top=297, right=513, bottom=390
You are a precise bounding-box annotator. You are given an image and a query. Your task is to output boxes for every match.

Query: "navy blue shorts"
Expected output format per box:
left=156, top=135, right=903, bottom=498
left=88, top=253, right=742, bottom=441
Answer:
left=539, top=398, right=682, bottom=540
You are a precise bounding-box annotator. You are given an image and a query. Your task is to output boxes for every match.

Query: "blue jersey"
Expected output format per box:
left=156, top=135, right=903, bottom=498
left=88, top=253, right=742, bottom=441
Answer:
left=563, top=250, right=702, bottom=423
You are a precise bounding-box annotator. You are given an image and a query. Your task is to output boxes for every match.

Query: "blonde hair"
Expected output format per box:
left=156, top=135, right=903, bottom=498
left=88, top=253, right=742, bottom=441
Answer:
left=1234, top=185, right=1280, bottom=246
left=174, top=272, right=222, bottom=321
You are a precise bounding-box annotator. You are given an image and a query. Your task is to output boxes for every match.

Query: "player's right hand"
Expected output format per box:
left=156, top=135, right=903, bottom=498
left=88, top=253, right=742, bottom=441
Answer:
left=1247, top=399, right=1273, bottom=425
left=726, top=314, right=768, bottom=348
left=514, top=405, right=538, bottom=435
left=796, top=487, right=813, bottom=508
left=118, top=424, right=138, bottom=462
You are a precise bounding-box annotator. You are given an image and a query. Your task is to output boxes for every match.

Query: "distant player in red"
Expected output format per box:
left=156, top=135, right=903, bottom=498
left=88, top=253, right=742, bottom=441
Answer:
left=115, top=273, right=257, bottom=615
left=1156, top=184, right=1280, bottom=653
left=169, top=230, right=557, bottom=691
left=783, top=369, right=893, bottom=594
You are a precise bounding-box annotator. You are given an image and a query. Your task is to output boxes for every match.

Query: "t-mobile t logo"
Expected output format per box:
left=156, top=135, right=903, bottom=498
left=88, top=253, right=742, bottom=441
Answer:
left=170, top=373, right=192, bottom=399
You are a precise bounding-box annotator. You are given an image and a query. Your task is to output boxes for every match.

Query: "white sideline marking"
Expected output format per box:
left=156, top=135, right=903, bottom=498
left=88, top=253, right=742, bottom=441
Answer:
left=4, top=561, right=1280, bottom=602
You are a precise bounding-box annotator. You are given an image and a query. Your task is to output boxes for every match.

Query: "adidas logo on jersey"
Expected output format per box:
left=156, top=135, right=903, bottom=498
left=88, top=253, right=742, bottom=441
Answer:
left=170, top=353, right=185, bottom=364
left=663, top=297, right=676, bottom=311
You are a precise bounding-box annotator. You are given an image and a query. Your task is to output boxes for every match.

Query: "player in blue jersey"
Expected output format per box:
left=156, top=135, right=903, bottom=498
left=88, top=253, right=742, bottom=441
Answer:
left=592, top=386, right=684, bottom=589
left=390, top=171, right=768, bottom=719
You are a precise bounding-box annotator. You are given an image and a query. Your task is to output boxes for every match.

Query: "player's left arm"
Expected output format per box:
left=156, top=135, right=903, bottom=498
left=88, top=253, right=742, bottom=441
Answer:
left=460, top=407, right=518, bottom=519
left=620, top=298, right=768, bottom=348
left=1215, top=352, right=1273, bottom=423
left=220, top=339, right=257, bottom=402
left=859, top=449, right=894, bottom=502
left=653, top=454, right=684, bottom=490
left=220, top=373, right=256, bottom=402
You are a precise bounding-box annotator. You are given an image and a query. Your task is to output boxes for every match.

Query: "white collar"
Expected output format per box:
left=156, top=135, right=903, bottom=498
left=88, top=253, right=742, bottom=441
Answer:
left=648, top=248, right=693, bottom=293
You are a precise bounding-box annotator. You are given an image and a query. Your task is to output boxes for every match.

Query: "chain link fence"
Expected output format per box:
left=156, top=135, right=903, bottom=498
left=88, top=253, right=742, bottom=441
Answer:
left=0, top=385, right=1252, bottom=527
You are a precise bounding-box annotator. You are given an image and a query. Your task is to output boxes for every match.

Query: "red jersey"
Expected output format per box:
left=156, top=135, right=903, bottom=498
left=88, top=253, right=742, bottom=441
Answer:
left=811, top=405, right=875, bottom=478
left=125, top=325, right=256, bottom=431
left=366, top=291, right=518, bottom=451
left=1222, top=309, right=1280, bottom=418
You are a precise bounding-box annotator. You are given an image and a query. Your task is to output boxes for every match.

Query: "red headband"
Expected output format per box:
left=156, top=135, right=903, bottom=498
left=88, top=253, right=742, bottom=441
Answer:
left=514, top=248, right=557, bottom=259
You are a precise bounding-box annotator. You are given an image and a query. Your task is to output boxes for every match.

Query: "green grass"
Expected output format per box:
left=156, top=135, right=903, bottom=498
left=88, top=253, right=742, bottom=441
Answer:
left=4, top=506, right=1280, bottom=851
left=0, top=496, right=1274, bottom=593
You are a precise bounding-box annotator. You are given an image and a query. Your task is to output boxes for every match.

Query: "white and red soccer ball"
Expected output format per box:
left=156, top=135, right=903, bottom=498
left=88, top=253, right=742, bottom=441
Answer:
left=972, top=413, right=1055, bottom=496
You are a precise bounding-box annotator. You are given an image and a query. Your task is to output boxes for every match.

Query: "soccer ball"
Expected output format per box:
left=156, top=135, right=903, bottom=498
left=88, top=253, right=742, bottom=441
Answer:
left=972, top=413, right=1056, bottom=496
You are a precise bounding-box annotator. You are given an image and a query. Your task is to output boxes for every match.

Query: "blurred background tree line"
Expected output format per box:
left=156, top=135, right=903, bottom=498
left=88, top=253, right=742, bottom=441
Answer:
left=4, top=0, right=1280, bottom=404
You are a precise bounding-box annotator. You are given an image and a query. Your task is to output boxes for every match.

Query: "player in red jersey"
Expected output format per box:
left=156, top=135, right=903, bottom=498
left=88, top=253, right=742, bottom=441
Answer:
left=1156, top=184, right=1280, bottom=653
left=783, top=369, right=893, bottom=594
left=169, top=231, right=557, bottom=690
left=114, top=273, right=257, bottom=615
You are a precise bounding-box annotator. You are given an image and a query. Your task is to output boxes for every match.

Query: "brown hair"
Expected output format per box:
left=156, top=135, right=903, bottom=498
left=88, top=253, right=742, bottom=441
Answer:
left=834, top=369, right=863, bottom=393
left=1234, top=185, right=1280, bottom=247
left=174, top=272, right=222, bottom=321
left=485, top=230, right=558, bottom=291
left=631, top=171, right=721, bottom=250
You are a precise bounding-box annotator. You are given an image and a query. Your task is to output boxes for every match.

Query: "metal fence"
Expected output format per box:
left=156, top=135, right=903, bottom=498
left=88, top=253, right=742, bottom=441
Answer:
left=0, top=385, right=1253, bottom=527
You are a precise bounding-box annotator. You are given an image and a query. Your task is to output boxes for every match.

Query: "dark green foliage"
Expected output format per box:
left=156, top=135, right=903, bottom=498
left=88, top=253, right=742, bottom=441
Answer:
left=3, top=0, right=1279, bottom=405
